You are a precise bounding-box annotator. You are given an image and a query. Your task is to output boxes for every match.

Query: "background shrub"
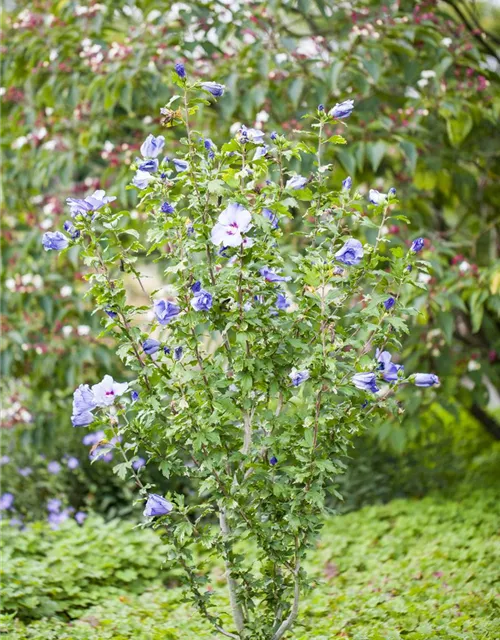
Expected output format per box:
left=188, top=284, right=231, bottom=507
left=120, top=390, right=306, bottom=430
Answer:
left=2, top=0, right=499, bottom=468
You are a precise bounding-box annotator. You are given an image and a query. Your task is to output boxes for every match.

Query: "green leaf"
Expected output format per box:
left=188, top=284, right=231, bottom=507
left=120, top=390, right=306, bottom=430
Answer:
left=437, top=311, right=454, bottom=344
left=337, top=149, right=356, bottom=176
left=367, top=141, right=386, bottom=172
left=445, top=111, right=473, bottom=148
left=288, top=77, right=304, bottom=108
left=326, top=135, right=347, bottom=145
left=400, top=140, right=417, bottom=174
left=469, top=289, right=486, bottom=333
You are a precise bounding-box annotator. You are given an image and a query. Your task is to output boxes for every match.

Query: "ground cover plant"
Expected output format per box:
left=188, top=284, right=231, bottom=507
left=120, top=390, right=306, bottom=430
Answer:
left=2, top=486, right=499, bottom=639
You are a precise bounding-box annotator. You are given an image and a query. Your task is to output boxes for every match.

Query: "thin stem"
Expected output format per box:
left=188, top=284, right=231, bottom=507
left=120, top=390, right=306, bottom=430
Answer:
left=374, top=202, right=390, bottom=250
left=110, top=422, right=145, bottom=490
left=272, top=544, right=301, bottom=640
left=177, top=554, right=239, bottom=640
left=304, top=390, right=322, bottom=492
left=190, top=327, right=210, bottom=387
left=316, top=118, right=324, bottom=217
left=276, top=146, right=285, bottom=194
left=238, top=245, right=244, bottom=322
left=87, top=232, right=152, bottom=390
left=219, top=508, right=245, bottom=635
left=183, top=87, right=216, bottom=287
left=241, top=408, right=255, bottom=457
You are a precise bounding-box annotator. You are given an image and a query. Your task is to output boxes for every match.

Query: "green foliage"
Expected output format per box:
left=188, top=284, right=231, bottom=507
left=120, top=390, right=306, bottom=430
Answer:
left=336, top=407, right=500, bottom=511
left=3, top=488, right=499, bottom=639
left=0, top=516, right=167, bottom=621
left=2, top=0, right=499, bottom=462
left=1, top=1, right=500, bottom=633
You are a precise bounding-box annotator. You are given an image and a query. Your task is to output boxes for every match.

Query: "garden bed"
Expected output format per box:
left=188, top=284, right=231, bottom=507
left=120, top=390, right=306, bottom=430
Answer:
left=3, top=487, right=499, bottom=639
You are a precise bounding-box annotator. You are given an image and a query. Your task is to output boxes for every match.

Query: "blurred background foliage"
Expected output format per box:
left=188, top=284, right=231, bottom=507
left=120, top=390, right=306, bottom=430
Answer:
left=1, top=0, right=499, bottom=522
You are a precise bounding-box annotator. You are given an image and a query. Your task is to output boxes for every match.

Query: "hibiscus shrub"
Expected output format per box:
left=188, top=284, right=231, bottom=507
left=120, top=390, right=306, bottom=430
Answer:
left=43, top=68, right=439, bottom=639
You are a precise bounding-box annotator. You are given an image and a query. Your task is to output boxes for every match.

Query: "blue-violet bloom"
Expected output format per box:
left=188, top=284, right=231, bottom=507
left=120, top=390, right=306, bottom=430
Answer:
left=75, top=511, right=87, bottom=525
left=191, top=289, right=213, bottom=312
left=289, top=370, right=310, bottom=386
left=411, top=237, right=425, bottom=253
left=82, top=431, right=105, bottom=446
left=67, top=457, right=79, bottom=470
left=263, top=208, right=278, bottom=229
left=376, top=350, right=403, bottom=383
left=47, top=461, right=61, bottom=475
left=72, top=411, right=95, bottom=427
left=352, top=372, right=379, bottom=393
left=140, top=134, right=165, bottom=159
left=48, top=510, right=69, bottom=529
left=161, top=201, right=175, bottom=214
left=201, top=82, right=225, bottom=97
left=368, top=189, right=387, bottom=205
left=63, top=220, right=80, bottom=239
left=174, top=62, right=186, bottom=78
left=254, top=144, right=268, bottom=160
left=335, top=239, right=364, bottom=266
left=414, top=373, right=439, bottom=387
left=342, top=176, right=352, bottom=191
left=286, top=175, right=308, bottom=190
left=237, top=125, right=265, bottom=145
left=260, top=267, right=291, bottom=282
left=18, top=467, right=32, bottom=477
left=383, top=297, right=396, bottom=311
left=133, top=457, right=146, bottom=470
left=143, top=338, right=161, bottom=355
left=174, top=346, right=183, bottom=361
left=276, top=293, right=290, bottom=310
left=42, top=231, right=69, bottom=251
left=66, top=190, right=116, bottom=217
left=143, top=493, right=173, bottom=517
left=329, top=99, right=354, bottom=119
left=138, top=158, right=159, bottom=173
left=47, top=498, right=62, bottom=513
left=72, top=384, right=96, bottom=415
left=154, top=299, right=181, bottom=325
left=0, top=493, right=14, bottom=510
left=173, top=158, right=189, bottom=172
left=132, top=170, right=154, bottom=190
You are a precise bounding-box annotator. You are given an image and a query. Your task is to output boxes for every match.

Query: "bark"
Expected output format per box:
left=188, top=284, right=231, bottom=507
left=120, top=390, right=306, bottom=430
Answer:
left=470, top=403, right=500, bottom=441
